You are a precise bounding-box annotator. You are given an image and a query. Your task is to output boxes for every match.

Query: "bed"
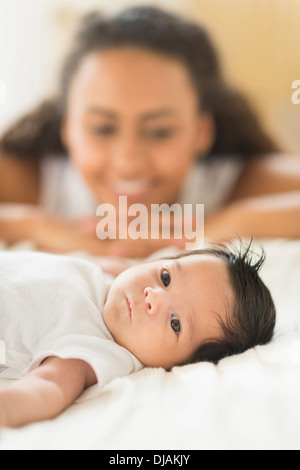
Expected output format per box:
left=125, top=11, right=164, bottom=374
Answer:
left=0, top=237, right=299, bottom=450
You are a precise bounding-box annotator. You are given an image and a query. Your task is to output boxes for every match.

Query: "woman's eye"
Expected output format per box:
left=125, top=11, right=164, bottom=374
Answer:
left=89, top=125, right=116, bottom=136
left=145, top=128, right=174, bottom=140
left=171, top=315, right=181, bottom=335
left=161, top=269, right=171, bottom=287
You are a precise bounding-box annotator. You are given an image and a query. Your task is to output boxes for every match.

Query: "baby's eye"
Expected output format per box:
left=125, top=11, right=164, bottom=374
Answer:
left=161, top=269, right=171, bottom=287
left=171, top=314, right=181, bottom=335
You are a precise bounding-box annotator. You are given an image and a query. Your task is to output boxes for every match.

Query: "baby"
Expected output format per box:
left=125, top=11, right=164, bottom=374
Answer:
left=0, top=242, right=276, bottom=428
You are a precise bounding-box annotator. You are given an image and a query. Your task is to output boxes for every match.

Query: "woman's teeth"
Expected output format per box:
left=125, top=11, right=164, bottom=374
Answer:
left=112, top=180, right=151, bottom=195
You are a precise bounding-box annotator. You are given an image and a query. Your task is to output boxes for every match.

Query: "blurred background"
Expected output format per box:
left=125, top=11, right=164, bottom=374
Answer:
left=0, top=0, right=299, bottom=153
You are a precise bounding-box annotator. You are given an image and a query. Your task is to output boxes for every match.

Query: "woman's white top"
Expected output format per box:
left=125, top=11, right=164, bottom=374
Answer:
left=0, top=251, right=143, bottom=401
left=39, top=155, right=244, bottom=219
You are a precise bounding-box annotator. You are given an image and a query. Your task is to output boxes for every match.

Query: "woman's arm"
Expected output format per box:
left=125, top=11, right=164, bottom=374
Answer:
left=229, top=153, right=300, bottom=200
left=0, top=357, right=96, bottom=428
left=206, top=190, right=300, bottom=241
left=204, top=153, right=300, bottom=241
left=0, top=203, right=106, bottom=253
left=0, top=154, right=185, bottom=256
left=2, top=152, right=298, bottom=256
left=0, top=154, right=40, bottom=204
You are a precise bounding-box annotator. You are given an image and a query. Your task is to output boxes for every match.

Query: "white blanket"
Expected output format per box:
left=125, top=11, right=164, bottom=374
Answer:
left=0, top=238, right=300, bottom=450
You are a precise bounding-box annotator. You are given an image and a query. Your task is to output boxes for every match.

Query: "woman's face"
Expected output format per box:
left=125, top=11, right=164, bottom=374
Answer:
left=63, top=47, right=214, bottom=209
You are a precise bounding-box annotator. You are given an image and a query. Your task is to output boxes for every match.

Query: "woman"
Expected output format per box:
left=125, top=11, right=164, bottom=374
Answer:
left=0, top=6, right=299, bottom=258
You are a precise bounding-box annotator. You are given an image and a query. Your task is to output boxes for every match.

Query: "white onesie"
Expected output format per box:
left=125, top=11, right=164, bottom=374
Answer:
left=0, top=252, right=143, bottom=401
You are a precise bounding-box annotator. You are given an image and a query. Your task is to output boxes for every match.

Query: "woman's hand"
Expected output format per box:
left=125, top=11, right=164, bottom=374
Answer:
left=33, top=215, right=187, bottom=258
left=31, top=214, right=114, bottom=255
left=77, top=215, right=193, bottom=258
left=0, top=204, right=110, bottom=255
left=91, top=256, right=138, bottom=277
left=0, top=204, right=187, bottom=258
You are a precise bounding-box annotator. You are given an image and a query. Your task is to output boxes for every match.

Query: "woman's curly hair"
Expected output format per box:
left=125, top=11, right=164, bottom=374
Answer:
left=0, top=6, right=278, bottom=160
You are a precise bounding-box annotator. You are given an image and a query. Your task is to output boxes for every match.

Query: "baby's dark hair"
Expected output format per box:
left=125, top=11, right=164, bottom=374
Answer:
left=168, top=240, right=276, bottom=365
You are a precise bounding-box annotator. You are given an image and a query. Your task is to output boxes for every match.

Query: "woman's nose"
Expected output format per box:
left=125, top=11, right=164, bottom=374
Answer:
left=144, top=287, right=160, bottom=316
left=112, top=138, right=146, bottom=178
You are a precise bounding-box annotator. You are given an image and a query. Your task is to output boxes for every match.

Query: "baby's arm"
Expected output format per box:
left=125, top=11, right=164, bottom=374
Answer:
left=0, top=356, right=97, bottom=428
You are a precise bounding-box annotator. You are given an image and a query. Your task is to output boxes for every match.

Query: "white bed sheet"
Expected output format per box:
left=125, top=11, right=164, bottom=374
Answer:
left=0, top=238, right=299, bottom=450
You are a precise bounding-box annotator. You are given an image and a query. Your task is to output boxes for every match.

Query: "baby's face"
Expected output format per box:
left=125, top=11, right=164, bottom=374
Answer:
left=103, top=254, right=235, bottom=369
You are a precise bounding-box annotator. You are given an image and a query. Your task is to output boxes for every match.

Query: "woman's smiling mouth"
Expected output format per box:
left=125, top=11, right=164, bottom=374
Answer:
left=109, top=179, right=158, bottom=201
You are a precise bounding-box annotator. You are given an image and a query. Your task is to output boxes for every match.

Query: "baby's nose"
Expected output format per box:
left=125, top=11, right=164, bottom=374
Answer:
left=144, top=287, right=159, bottom=316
